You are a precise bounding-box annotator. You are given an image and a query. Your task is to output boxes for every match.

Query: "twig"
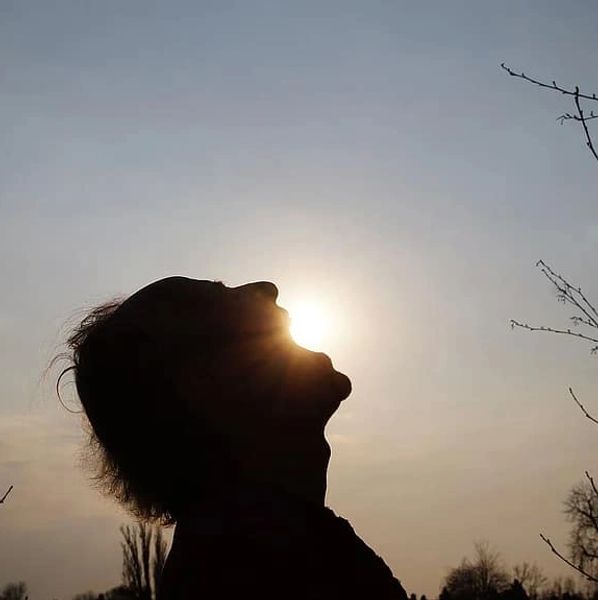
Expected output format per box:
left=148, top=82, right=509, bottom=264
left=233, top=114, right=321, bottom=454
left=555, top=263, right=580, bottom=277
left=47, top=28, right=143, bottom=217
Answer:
left=570, top=389, right=598, bottom=425
left=536, top=260, right=598, bottom=328
left=558, top=113, right=598, bottom=125
left=574, top=89, right=598, bottom=163
left=0, top=485, right=13, bottom=504
left=510, top=321, right=598, bottom=346
left=571, top=316, right=597, bottom=328
left=501, top=64, right=598, bottom=103
left=511, top=261, right=598, bottom=354
left=540, top=533, right=598, bottom=583
left=579, top=542, right=598, bottom=562
left=502, top=64, right=598, bottom=164
left=585, top=472, right=598, bottom=501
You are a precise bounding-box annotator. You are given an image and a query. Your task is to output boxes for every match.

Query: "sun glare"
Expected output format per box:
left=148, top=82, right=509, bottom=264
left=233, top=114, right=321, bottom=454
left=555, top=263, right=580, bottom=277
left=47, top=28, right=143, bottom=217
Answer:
left=289, top=301, right=330, bottom=351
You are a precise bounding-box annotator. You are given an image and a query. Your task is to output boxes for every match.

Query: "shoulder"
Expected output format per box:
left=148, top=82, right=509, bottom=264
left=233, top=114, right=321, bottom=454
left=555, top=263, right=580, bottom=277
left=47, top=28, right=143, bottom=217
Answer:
left=159, top=502, right=408, bottom=600
left=313, top=507, right=409, bottom=599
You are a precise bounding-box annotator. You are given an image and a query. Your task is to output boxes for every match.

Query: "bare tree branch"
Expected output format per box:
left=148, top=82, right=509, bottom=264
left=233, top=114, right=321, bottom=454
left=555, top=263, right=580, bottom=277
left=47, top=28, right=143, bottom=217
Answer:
left=579, top=541, right=598, bottom=562
left=574, top=89, right=598, bottom=163
left=511, top=261, right=598, bottom=353
left=0, top=485, right=13, bottom=504
left=570, top=316, right=596, bottom=328
left=540, top=534, right=598, bottom=583
left=501, top=64, right=598, bottom=103
left=586, top=471, right=598, bottom=499
left=504, top=68, right=598, bottom=592
left=502, top=64, right=598, bottom=164
left=557, top=113, right=598, bottom=125
left=570, top=389, right=598, bottom=425
left=536, top=260, right=598, bottom=329
left=510, top=320, right=598, bottom=346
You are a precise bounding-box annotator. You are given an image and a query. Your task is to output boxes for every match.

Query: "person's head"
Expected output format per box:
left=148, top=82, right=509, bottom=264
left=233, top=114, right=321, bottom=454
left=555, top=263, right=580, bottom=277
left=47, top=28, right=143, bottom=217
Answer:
left=62, top=277, right=351, bottom=523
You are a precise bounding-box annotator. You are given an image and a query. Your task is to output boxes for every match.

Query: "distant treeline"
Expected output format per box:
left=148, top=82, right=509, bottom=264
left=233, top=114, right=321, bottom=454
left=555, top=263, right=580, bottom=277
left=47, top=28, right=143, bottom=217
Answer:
left=2, top=536, right=598, bottom=600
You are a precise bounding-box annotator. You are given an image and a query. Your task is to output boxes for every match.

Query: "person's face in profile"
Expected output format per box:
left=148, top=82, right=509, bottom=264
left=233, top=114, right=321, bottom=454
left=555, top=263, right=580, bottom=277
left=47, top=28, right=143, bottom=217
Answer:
left=121, top=277, right=351, bottom=437
left=210, top=280, right=352, bottom=427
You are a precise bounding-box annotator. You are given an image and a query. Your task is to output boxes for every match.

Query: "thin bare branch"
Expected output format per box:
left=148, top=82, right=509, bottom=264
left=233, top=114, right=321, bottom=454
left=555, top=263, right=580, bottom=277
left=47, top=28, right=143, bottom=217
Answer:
left=540, top=534, right=598, bottom=583
left=558, top=113, right=598, bottom=125
left=0, top=485, right=13, bottom=504
left=574, top=88, right=598, bottom=163
left=571, top=316, right=596, bottom=328
left=585, top=472, right=598, bottom=501
left=511, top=261, right=598, bottom=355
left=570, top=389, right=598, bottom=425
left=501, top=64, right=598, bottom=103
left=536, top=260, right=598, bottom=327
left=579, top=497, right=598, bottom=533
left=579, top=542, right=598, bottom=562
left=502, top=65, right=598, bottom=164
left=510, top=321, right=598, bottom=345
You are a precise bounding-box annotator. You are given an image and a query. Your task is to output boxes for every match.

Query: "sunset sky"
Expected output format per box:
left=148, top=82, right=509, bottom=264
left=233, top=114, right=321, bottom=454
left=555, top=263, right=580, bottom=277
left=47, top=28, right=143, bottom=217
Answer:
left=2, top=2, right=598, bottom=598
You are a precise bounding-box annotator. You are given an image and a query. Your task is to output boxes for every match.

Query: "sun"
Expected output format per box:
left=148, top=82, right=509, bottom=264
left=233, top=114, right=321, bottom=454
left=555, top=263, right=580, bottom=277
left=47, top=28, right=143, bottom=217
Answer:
left=288, top=300, right=331, bottom=351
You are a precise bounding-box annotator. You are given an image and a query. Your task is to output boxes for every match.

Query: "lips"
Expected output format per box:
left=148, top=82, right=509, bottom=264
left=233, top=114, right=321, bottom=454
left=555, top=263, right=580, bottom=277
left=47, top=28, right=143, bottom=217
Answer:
left=333, top=371, right=352, bottom=401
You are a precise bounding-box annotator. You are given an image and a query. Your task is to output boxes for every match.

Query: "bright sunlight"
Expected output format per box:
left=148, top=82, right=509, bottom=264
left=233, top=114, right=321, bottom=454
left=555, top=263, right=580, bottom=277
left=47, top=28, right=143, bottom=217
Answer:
left=288, top=300, right=331, bottom=351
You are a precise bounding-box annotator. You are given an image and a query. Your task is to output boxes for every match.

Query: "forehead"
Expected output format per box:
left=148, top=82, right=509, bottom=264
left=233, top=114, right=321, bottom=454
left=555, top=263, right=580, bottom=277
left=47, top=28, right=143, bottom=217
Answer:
left=124, top=276, right=220, bottom=308
left=111, top=277, right=283, bottom=342
left=137, top=276, right=219, bottom=300
left=114, top=277, right=223, bottom=327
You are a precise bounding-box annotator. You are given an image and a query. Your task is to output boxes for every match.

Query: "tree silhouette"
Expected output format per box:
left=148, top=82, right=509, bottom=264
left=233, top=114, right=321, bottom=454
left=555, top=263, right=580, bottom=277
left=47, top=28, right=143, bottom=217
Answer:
left=72, top=593, right=97, bottom=600
left=563, top=481, right=598, bottom=582
left=70, top=586, right=138, bottom=600
left=513, top=563, right=547, bottom=600
left=440, top=542, right=511, bottom=600
left=120, top=522, right=167, bottom=600
left=102, top=586, right=137, bottom=600
left=502, top=579, right=529, bottom=600
left=0, top=581, right=28, bottom=600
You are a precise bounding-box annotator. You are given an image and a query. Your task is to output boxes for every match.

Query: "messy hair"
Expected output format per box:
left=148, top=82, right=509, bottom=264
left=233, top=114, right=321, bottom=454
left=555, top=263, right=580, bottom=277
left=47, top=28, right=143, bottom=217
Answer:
left=58, top=298, right=227, bottom=525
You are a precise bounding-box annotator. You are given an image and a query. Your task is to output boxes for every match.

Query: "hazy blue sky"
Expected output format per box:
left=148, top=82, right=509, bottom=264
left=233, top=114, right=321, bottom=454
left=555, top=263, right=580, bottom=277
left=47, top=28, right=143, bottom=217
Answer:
left=2, top=1, right=598, bottom=598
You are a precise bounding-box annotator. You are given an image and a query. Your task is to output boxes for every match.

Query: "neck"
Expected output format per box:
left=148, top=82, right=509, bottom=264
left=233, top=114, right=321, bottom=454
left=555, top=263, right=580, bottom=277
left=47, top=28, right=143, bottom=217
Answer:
left=235, top=429, right=330, bottom=507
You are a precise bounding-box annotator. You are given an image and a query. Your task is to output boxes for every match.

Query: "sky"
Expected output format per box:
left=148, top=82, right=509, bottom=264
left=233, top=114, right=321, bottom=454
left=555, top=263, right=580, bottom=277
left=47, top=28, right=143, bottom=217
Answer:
left=1, top=1, right=598, bottom=598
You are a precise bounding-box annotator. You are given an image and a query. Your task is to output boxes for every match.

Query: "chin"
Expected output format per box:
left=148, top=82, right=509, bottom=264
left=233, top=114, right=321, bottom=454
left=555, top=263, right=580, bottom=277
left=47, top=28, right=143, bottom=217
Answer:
left=315, top=370, right=351, bottom=423
left=309, top=350, right=351, bottom=403
left=333, top=370, right=352, bottom=401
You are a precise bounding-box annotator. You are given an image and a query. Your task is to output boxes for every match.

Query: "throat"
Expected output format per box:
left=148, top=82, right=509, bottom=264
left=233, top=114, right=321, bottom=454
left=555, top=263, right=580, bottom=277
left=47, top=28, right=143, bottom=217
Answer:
left=238, top=434, right=331, bottom=507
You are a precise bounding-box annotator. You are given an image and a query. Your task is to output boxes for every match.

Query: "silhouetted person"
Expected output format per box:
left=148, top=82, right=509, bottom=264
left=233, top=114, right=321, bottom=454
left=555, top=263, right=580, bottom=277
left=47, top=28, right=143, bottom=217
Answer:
left=64, top=278, right=408, bottom=599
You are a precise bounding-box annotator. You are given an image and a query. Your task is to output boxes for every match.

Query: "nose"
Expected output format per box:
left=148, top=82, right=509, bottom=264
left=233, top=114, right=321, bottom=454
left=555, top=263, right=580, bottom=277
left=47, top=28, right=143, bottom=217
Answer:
left=238, top=281, right=279, bottom=301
